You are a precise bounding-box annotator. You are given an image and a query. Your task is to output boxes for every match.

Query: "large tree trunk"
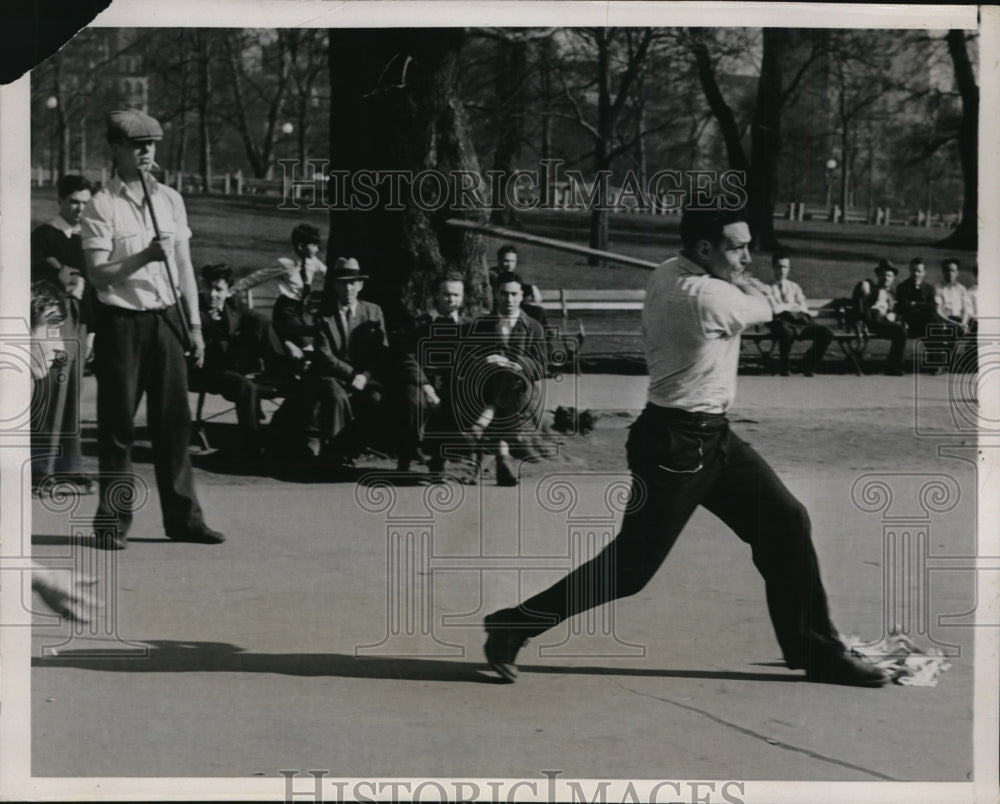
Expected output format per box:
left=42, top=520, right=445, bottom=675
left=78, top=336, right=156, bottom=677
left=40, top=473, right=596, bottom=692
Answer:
left=588, top=30, right=613, bottom=266
left=327, top=29, right=489, bottom=332
left=489, top=36, right=528, bottom=227
left=538, top=36, right=554, bottom=207
left=690, top=31, right=750, bottom=174
left=940, top=29, right=978, bottom=249
left=747, top=28, right=787, bottom=251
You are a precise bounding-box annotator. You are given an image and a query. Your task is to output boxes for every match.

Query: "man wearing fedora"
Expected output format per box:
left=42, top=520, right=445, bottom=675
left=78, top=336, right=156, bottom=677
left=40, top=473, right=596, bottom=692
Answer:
left=279, top=257, right=392, bottom=470
left=80, top=109, right=224, bottom=548
left=851, top=258, right=908, bottom=376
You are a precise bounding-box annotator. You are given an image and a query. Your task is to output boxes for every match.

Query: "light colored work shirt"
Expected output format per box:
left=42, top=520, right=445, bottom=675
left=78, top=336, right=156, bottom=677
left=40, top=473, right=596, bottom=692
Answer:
left=80, top=174, right=191, bottom=312
left=769, top=278, right=809, bottom=314
left=935, top=282, right=971, bottom=322
left=644, top=254, right=772, bottom=414
left=275, top=255, right=326, bottom=301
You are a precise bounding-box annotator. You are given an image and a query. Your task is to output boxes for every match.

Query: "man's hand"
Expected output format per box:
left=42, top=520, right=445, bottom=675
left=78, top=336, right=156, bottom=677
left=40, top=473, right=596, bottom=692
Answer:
left=351, top=373, right=368, bottom=391
left=485, top=354, right=520, bottom=371
left=57, top=263, right=78, bottom=289
left=421, top=383, right=441, bottom=408
left=285, top=341, right=304, bottom=360
left=191, top=329, right=206, bottom=368
left=145, top=237, right=168, bottom=265
left=32, top=567, right=99, bottom=624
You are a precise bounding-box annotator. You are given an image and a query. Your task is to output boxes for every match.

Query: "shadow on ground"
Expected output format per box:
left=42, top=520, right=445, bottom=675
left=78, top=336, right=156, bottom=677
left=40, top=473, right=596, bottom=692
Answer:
left=33, top=639, right=802, bottom=684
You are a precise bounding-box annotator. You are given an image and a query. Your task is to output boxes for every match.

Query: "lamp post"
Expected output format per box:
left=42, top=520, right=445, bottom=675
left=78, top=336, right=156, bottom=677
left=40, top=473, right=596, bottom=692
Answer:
left=46, top=96, right=58, bottom=185
left=825, top=158, right=837, bottom=221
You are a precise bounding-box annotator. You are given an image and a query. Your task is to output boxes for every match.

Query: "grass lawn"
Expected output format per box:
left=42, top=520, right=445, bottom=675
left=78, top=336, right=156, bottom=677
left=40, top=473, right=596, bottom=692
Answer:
left=30, top=188, right=976, bottom=302
left=30, top=188, right=975, bottom=368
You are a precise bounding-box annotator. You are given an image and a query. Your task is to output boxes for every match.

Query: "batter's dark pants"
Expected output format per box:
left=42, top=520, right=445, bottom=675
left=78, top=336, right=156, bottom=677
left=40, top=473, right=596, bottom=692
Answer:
left=501, top=404, right=842, bottom=669
left=93, top=304, right=204, bottom=537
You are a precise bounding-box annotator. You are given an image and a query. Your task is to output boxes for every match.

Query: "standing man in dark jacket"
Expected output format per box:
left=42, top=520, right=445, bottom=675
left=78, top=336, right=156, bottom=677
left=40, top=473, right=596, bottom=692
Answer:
left=30, top=174, right=97, bottom=494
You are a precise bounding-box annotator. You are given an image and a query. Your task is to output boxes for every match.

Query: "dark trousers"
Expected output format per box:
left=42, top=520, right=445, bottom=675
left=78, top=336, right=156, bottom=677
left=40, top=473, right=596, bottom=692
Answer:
left=192, top=369, right=261, bottom=447
left=767, top=320, right=833, bottom=374
left=93, top=304, right=204, bottom=536
left=272, top=296, right=314, bottom=348
left=502, top=405, right=841, bottom=669
left=31, top=317, right=86, bottom=479
left=866, top=317, right=907, bottom=372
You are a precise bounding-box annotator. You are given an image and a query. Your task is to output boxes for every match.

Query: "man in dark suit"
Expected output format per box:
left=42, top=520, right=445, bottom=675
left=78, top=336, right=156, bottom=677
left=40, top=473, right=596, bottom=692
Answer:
left=189, top=264, right=289, bottom=460
left=466, top=270, right=548, bottom=486
left=277, top=257, right=391, bottom=470
left=398, top=272, right=473, bottom=476
left=894, top=257, right=939, bottom=337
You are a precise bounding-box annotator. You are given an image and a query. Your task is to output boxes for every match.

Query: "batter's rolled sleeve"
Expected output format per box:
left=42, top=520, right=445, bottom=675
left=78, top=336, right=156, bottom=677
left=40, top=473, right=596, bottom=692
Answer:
left=698, top=284, right=773, bottom=337
left=80, top=196, right=114, bottom=253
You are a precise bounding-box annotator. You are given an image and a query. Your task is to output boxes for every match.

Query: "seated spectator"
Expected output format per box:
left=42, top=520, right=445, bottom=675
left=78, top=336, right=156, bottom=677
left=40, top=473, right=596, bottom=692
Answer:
left=188, top=264, right=290, bottom=460
left=931, top=258, right=974, bottom=374
left=30, top=175, right=97, bottom=495
left=765, top=252, right=832, bottom=376
left=235, top=223, right=327, bottom=351
left=852, top=259, right=907, bottom=376
left=271, top=258, right=393, bottom=472
left=935, top=258, right=972, bottom=336
left=398, top=272, right=474, bottom=477
left=894, top=257, right=938, bottom=337
left=465, top=271, right=548, bottom=486
left=490, top=245, right=548, bottom=328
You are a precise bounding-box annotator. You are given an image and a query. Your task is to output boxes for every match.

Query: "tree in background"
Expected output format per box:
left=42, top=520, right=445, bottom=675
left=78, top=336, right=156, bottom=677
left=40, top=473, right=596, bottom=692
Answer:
left=942, top=29, right=978, bottom=249
left=327, top=28, right=489, bottom=327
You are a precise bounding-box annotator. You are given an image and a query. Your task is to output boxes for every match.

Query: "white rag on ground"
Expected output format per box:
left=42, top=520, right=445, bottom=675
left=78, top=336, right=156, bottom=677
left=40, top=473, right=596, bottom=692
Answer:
left=846, top=631, right=953, bottom=687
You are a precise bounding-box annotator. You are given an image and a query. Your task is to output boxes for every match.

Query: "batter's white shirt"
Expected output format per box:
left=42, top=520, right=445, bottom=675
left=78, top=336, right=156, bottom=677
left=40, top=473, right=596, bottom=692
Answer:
left=81, top=174, right=191, bottom=312
left=644, top=254, right=773, bottom=414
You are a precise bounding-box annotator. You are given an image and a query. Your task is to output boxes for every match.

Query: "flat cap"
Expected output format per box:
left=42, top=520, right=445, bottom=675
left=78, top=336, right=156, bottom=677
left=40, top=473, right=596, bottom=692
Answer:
left=106, top=109, right=163, bottom=143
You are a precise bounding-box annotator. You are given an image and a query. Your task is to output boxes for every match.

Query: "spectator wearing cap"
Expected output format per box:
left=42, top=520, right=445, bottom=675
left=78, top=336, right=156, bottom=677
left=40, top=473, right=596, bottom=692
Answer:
left=271, top=257, right=393, bottom=471
left=80, top=109, right=224, bottom=549
left=189, top=264, right=290, bottom=461
left=30, top=175, right=98, bottom=494
left=852, top=259, right=907, bottom=376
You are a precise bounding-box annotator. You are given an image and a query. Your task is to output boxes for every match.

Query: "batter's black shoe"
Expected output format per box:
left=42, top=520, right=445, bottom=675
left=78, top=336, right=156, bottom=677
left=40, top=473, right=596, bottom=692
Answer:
left=484, top=611, right=529, bottom=683
left=167, top=525, right=226, bottom=544
left=804, top=650, right=890, bottom=687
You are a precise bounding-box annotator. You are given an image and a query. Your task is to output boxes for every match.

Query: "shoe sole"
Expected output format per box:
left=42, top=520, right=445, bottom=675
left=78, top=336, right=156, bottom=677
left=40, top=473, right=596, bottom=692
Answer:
left=484, top=637, right=518, bottom=683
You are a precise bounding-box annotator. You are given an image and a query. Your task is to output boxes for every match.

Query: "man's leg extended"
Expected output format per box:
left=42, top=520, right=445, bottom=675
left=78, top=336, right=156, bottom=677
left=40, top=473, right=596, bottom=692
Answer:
left=699, top=431, right=887, bottom=685
left=485, top=408, right=724, bottom=678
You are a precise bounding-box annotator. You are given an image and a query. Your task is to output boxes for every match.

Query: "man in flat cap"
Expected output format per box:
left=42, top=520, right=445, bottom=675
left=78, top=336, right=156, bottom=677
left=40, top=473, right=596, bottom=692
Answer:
left=80, top=109, right=224, bottom=548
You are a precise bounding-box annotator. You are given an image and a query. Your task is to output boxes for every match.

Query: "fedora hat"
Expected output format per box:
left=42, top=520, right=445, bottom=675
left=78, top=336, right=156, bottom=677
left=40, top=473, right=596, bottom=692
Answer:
left=329, top=257, right=368, bottom=281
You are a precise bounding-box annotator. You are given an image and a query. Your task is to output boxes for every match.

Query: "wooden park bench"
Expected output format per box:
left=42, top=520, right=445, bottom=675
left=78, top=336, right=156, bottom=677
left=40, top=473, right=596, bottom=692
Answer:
left=537, top=287, right=875, bottom=375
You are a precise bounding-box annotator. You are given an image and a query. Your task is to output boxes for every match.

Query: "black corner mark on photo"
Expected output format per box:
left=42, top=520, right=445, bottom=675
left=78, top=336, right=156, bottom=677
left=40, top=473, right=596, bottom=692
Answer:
left=0, top=0, right=110, bottom=84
